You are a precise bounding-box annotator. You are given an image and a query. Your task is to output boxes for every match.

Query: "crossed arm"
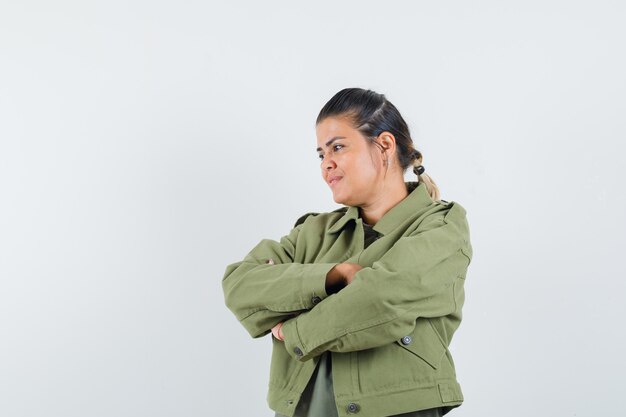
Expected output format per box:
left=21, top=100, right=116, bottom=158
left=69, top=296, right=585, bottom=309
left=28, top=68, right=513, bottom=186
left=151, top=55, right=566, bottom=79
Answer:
left=271, top=262, right=362, bottom=340
left=222, top=223, right=362, bottom=336
left=223, top=214, right=471, bottom=362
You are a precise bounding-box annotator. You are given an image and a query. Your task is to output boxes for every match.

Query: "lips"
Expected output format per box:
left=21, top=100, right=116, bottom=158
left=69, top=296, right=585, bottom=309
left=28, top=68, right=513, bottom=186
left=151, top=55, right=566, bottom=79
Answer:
left=327, top=175, right=343, bottom=187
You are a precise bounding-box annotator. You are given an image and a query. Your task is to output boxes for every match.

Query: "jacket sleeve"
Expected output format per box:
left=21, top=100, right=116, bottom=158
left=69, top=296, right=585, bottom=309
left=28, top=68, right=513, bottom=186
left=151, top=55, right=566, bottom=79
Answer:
left=281, top=207, right=472, bottom=361
left=222, top=223, right=337, bottom=338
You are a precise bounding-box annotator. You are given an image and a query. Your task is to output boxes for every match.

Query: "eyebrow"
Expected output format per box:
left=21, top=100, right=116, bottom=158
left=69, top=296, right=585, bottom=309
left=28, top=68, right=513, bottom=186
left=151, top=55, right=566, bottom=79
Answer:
left=316, top=136, right=346, bottom=152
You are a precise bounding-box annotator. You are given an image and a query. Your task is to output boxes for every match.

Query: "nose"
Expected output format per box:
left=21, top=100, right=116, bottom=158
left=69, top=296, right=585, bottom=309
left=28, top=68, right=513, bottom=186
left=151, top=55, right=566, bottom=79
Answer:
left=321, top=154, right=336, bottom=171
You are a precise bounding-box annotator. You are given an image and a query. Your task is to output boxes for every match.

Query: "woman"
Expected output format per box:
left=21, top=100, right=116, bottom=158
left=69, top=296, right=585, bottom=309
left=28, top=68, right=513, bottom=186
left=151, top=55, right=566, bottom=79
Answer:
left=222, top=88, right=472, bottom=417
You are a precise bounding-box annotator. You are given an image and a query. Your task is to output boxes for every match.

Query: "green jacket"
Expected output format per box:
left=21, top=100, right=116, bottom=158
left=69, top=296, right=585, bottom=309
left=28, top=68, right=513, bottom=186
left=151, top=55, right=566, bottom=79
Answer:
left=222, top=183, right=473, bottom=417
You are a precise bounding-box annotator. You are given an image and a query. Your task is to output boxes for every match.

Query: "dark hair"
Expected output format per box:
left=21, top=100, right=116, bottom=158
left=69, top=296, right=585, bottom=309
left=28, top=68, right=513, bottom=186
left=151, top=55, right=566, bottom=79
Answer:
left=316, top=88, right=440, bottom=200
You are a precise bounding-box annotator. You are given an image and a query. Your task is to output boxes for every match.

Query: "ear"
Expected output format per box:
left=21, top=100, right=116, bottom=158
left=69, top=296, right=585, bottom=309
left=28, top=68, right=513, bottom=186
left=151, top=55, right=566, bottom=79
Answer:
left=376, top=131, right=397, bottom=154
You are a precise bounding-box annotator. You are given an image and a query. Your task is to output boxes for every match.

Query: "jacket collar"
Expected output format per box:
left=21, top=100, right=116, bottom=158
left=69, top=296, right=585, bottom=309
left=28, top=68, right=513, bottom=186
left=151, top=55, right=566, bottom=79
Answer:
left=327, top=182, right=434, bottom=235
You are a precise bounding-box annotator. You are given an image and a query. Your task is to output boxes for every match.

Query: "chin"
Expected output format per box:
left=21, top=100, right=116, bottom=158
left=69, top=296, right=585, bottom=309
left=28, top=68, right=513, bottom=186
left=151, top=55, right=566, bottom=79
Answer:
left=331, top=193, right=345, bottom=205
left=332, top=193, right=354, bottom=206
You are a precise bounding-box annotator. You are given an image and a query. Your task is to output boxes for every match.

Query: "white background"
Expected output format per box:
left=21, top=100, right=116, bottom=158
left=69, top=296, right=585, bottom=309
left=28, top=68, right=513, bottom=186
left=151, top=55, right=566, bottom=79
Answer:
left=1, top=1, right=625, bottom=416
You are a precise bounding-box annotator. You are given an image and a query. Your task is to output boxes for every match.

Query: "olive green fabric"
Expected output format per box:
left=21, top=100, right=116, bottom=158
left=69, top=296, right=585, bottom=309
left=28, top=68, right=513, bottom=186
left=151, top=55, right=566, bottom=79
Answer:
left=280, top=226, right=375, bottom=417
left=223, top=182, right=472, bottom=417
left=277, top=352, right=336, bottom=417
left=274, top=353, right=443, bottom=417
left=273, top=223, right=443, bottom=417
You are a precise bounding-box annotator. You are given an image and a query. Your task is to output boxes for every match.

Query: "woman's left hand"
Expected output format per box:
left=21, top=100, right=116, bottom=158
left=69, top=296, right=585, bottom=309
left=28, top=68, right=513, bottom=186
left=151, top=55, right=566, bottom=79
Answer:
left=271, top=322, right=285, bottom=341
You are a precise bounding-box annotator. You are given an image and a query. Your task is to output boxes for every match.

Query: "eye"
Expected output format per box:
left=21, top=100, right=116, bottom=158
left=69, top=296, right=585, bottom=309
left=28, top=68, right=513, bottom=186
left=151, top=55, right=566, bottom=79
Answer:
left=318, top=153, right=324, bottom=161
left=332, top=144, right=344, bottom=152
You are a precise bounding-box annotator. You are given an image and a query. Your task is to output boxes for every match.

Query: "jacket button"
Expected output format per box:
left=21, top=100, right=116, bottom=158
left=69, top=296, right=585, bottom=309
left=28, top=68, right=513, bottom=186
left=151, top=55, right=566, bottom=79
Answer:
left=311, top=296, right=322, bottom=305
left=347, top=402, right=359, bottom=413
left=293, top=347, right=303, bottom=357
left=401, top=336, right=412, bottom=345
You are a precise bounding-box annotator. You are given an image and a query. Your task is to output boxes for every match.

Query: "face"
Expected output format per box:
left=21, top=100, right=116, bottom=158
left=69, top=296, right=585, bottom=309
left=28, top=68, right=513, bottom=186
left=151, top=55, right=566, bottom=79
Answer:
left=316, top=117, right=386, bottom=207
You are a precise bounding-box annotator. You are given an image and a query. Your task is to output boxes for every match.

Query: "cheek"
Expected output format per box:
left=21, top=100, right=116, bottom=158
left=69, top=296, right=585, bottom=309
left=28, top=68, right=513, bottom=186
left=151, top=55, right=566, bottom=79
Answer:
left=358, top=154, right=381, bottom=177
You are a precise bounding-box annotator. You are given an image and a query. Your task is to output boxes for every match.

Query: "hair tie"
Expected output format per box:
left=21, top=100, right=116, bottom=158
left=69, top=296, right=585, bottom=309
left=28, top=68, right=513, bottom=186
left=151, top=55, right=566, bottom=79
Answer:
left=413, top=165, right=425, bottom=176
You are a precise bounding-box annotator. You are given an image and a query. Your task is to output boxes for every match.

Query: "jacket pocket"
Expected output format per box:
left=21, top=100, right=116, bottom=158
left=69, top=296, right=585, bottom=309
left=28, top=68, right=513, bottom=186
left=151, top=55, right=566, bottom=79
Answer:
left=396, top=319, right=447, bottom=370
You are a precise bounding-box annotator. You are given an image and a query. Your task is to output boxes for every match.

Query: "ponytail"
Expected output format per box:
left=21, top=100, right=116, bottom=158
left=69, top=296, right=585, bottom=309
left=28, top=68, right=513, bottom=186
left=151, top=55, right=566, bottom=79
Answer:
left=411, top=150, right=441, bottom=201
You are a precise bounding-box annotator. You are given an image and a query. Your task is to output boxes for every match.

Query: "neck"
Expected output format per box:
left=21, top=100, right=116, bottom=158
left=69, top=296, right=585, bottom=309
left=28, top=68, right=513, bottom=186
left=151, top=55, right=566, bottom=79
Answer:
left=359, top=180, right=408, bottom=225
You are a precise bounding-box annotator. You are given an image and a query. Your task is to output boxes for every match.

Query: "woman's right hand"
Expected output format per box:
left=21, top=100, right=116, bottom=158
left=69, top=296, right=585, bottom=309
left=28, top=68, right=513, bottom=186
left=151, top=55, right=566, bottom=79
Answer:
left=325, top=263, right=363, bottom=294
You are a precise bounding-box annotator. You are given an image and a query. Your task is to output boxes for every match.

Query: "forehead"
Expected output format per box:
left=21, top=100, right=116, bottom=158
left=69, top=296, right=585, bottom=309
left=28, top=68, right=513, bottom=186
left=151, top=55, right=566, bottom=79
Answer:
left=316, top=117, right=360, bottom=146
